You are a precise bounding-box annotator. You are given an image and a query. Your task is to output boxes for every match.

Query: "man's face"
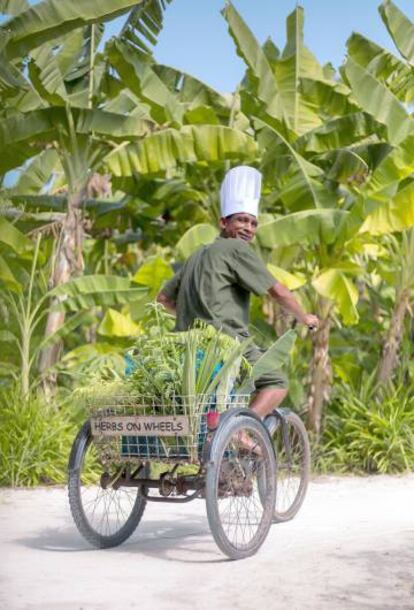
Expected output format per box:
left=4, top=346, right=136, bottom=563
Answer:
left=220, top=213, right=258, bottom=243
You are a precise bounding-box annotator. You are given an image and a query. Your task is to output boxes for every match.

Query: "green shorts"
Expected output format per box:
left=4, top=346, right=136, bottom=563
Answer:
left=244, top=343, right=287, bottom=391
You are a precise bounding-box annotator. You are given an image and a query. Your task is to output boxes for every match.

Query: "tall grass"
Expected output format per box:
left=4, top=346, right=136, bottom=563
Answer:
left=316, top=378, right=414, bottom=474
left=0, top=385, right=82, bottom=486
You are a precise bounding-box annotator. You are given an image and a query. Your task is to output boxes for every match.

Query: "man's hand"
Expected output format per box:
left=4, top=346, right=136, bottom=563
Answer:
left=302, top=313, right=319, bottom=331
left=156, top=292, right=177, bottom=315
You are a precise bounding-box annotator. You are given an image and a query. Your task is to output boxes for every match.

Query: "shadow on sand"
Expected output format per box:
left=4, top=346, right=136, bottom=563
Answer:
left=15, top=512, right=231, bottom=564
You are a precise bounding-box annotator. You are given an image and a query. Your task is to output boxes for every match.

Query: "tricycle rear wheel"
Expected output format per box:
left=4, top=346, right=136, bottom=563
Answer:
left=68, top=420, right=147, bottom=548
left=265, top=410, right=310, bottom=523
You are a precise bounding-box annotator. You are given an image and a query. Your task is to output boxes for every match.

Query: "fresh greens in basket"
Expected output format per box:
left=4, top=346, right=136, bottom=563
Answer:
left=78, top=304, right=296, bottom=462
left=80, top=303, right=296, bottom=416
left=125, top=304, right=253, bottom=410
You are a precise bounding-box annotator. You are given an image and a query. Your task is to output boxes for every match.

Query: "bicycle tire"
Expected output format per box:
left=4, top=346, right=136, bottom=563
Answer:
left=68, top=420, right=147, bottom=548
left=266, top=410, right=310, bottom=523
left=205, top=415, right=276, bottom=560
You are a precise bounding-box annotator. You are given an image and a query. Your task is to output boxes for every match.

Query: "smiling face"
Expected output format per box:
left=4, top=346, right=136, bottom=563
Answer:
left=220, top=213, right=258, bottom=243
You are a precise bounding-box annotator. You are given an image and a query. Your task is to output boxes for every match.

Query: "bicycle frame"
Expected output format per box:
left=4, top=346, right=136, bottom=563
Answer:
left=81, top=406, right=270, bottom=504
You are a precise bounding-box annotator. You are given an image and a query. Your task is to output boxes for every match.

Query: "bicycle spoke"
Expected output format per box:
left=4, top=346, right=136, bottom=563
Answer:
left=76, top=439, right=142, bottom=539
left=215, top=427, right=270, bottom=549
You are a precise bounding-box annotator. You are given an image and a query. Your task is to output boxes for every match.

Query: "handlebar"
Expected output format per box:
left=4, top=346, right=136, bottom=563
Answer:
left=291, top=319, right=317, bottom=333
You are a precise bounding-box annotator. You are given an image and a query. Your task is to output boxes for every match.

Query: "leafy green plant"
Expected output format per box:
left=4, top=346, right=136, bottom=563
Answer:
left=124, top=305, right=252, bottom=404
left=0, top=385, right=84, bottom=486
left=0, top=223, right=152, bottom=393
left=316, top=377, right=414, bottom=473
left=79, top=304, right=298, bottom=463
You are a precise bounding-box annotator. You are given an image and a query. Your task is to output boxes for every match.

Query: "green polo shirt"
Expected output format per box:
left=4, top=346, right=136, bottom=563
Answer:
left=161, top=236, right=275, bottom=338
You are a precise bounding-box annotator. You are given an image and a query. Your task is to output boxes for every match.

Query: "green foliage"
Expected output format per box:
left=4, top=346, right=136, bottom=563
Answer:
left=105, top=124, right=257, bottom=176
left=316, top=379, right=414, bottom=474
left=312, top=269, right=359, bottom=325
left=1, top=0, right=154, bottom=60
left=0, top=235, right=148, bottom=392
left=98, top=308, right=140, bottom=337
left=0, top=216, right=32, bottom=254
left=49, top=274, right=148, bottom=311
left=344, top=56, right=413, bottom=146
left=1, top=0, right=414, bottom=478
left=358, top=181, right=414, bottom=236
left=267, top=264, right=306, bottom=290
left=176, top=224, right=218, bottom=260
left=0, top=0, right=29, bottom=17
left=379, top=0, right=414, bottom=65
left=132, top=255, right=173, bottom=297
left=0, top=385, right=81, bottom=486
left=125, top=305, right=252, bottom=406
left=239, top=330, right=296, bottom=393
left=56, top=343, right=126, bottom=384
left=256, top=209, right=348, bottom=249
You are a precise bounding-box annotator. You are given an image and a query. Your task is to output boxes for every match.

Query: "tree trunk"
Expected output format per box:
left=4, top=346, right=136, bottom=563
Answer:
left=306, top=314, right=332, bottom=439
left=377, top=289, right=411, bottom=385
left=39, top=184, right=87, bottom=380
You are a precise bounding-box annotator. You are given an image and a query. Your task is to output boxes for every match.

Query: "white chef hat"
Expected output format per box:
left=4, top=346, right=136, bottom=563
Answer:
left=220, top=166, right=262, bottom=218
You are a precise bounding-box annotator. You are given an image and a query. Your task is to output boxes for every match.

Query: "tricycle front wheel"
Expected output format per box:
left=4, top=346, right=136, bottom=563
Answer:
left=205, top=415, right=276, bottom=560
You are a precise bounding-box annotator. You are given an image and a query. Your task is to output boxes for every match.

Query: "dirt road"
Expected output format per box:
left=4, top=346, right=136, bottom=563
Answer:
left=1, top=475, right=413, bottom=610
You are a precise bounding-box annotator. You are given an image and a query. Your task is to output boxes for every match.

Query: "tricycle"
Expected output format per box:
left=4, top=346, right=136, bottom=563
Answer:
left=68, top=391, right=310, bottom=560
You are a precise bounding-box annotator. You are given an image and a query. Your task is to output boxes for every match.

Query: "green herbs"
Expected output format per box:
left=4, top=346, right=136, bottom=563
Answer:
left=125, top=307, right=252, bottom=410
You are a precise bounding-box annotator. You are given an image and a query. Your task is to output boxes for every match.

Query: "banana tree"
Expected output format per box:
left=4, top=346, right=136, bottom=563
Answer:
left=342, top=0, right=414, bottom=384
left=0, top=229, right=149, bottom=394
left=0, top=0, right=258, bottom=376
left=222, top=3, right=384, bottom=204
left=256, top=208, right=360, bottom=435
left=256, top=172, right=414, bottom=432
left=221, top=2, right=391, bottom=434
left=0, top=0, right=172, bottom=373
left=374, top=228, right=414, bottom=383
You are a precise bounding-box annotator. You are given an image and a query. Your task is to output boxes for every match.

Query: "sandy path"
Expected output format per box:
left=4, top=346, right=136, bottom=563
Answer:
left=1, top=475, right=413, bottom=610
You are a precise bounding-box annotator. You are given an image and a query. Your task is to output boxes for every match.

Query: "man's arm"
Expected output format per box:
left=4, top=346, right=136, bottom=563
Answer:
left=268, top=282, right=319, bottom=329
left=156, top=266, right=183, bottom=315
left=156, top=291, right=177, bottom=315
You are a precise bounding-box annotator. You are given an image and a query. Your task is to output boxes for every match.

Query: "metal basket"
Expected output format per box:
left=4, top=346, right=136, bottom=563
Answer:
left=87, top=393, right=250, bottom=465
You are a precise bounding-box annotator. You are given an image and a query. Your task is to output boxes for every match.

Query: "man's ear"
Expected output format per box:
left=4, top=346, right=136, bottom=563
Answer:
left=219, top=217, right=227, bottom=230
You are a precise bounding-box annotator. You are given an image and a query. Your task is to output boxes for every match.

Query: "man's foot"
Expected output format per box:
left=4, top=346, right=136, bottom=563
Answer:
left=234, top=431, right=263, bottom=457
left=218, top=459, right=254, bottom=497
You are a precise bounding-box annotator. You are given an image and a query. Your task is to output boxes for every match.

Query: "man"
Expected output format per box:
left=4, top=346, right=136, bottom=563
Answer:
left=157, top=166, right=319, bottom=421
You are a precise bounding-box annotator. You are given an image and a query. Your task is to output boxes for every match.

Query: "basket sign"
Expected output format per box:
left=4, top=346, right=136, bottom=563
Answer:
left=91, top=415, right=190, bottom=437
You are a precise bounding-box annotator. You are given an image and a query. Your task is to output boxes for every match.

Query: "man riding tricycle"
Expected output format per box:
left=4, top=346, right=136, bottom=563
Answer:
left=68, top=166, right=318, bottom=559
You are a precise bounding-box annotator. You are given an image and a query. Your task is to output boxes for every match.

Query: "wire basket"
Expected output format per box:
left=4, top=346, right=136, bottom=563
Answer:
left=87, top=393, right=250, bottom=465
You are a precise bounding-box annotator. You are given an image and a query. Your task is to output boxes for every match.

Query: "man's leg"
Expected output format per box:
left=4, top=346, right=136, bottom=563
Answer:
left=236, top=344, right=288, bottom=451
left=250, top=387, right=288, bottom=419
left=235, top=387, right=287, bottom=455
left=243, top=345, right=288, bottom=419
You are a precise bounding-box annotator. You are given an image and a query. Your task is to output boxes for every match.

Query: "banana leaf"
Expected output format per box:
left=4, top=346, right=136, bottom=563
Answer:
left=257, top=208, right=348, bottom=249
left=48, top=274, right=148, bottom=311
left=238, top=330, right=296, bottom=394
left=105, top=124, right=257, bottom=176
left=176, top=224, right=218, bottom=260
left=2, top=0, right=151, bottom=59
left=379, top=0, right=414, bottom=66
left=344, top=56, right=414, bottom=146
left=0, top=217, right=32, bottom=253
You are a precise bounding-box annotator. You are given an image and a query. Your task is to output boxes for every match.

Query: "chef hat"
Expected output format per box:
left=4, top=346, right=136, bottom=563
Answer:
left=220, top=166, right=262, bottom=218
